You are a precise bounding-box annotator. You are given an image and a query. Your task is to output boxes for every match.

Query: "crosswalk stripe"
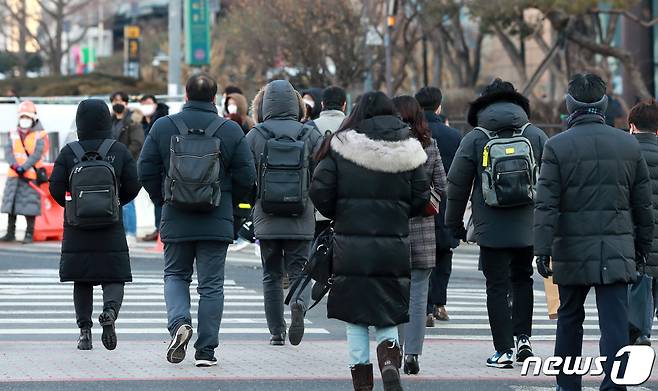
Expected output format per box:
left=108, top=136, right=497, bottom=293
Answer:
left=0, top=327, right=331, bottom=335
left=0, top=310, right=289, bottom=315
left=0, top=301, right=266, bottom=307
left=0, top=318, right=314, bottom=324
left=0, top=294, right=265, bottom=300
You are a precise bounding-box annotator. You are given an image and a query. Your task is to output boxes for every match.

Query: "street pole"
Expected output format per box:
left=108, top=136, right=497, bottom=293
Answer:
left=385, top=0, right=397, bottom=96
left=168, top=0, right=182, bottom=96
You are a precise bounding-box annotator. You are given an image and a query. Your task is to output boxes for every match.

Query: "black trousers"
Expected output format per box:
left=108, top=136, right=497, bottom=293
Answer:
left=480, top=246, right=534, bottom=352
left=427, top=249, right=453, bottom=313
left=555, top=283, right=628, bottom=391
left=73, top=282, right=124, bottom=329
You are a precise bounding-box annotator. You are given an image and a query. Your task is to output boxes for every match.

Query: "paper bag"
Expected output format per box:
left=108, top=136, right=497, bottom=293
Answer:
left=543, top=276, right=560, bottom=320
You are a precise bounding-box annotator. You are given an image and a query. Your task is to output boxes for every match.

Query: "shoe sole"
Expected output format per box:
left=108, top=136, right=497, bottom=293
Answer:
left=98, top=313, right=117, bottom=351
left=270, top=340, right=285, bottom=346
left=382, top=366, right=403, bottom=391
left=167, top=324, right=193, bottom=364
left=486, top=361, right=514, bottom=369
left=288, top=303, right=305, bottom=346
left=516, top=348, right=533, bottom=363
left=194, top=359, right=218, bottom=367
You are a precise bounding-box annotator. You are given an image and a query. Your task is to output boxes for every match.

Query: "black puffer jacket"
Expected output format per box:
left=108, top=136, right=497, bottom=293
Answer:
left=534, top=98, right=654, bottom=286
left=445, top=91, right=548, bottom=248
left=635, top=132, right=658, bottom=278
left=51, top=101, right=141, bottom=283
left=310, top=115, right=430, bottom=327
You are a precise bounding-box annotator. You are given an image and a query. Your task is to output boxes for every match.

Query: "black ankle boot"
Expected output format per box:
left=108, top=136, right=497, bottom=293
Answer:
left=77, top=328, right=92, bottom=350
left=2, top=214, right=16, bottom=242
left=22, top=217, right=34, bottom=244
left=351, top=363, right=374, bottom=390
left=377, top=341, right=403, bottom=391
left=99, top=309, right=117, bottom=350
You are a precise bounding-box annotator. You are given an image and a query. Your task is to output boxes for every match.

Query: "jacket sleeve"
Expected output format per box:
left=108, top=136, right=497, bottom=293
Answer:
left=119, top=148, right=142, bottom=205
left=128, top=121, right=145, bottom=161
left=137, top=126, right=164, bottom=205
left=445, top=136, right=476, bottom=229
left=631, top=154, right=655, bottom=255
left=410, top=164, right=430, bottom=217
left=20, top=135, right=45, bottom=170
left=229, top=133, right=257, bottom=198
left=309, top=155, right=338, bottom=219
left=5, top=138, right=16, bottom=165
left=49, top=149, right=69, bottom=207
left=308, top=128, right=324, bottom=173
left=533, top=143, right=561, bottom=256
left=432, top=145, right=447, bottom=198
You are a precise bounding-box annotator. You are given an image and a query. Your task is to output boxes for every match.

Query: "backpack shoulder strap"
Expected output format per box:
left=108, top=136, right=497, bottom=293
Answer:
left=513, top=122, right=532, bottom=137
left=97, top=139, right=116, bottom=159
left=255, top=124, right=275, bottom=139
left=204, top=117, right=225, bottom=138
left=68, top=142, right=86, bottom=161
left=475, top=126, right=496, bottom=140
left=169, top=116, right=189, bottom=135
left=296, top=124, right=314, bottom=141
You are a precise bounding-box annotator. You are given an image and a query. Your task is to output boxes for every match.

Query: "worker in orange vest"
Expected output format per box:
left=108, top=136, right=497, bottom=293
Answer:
left=1, top=101, right=50, bottom=244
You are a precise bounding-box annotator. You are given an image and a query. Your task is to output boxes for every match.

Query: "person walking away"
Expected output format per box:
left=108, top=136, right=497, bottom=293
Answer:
left=246, top=80, right=323, bottom=346
left=302, top=88, right=323, bottom=123
left=139, top=94, right=170, bottom=242
left=310, top=91, right=430, bottom=391
left=534, top=73, right=654, bottom=391
left=415, top=86, right=462, bottom=325
left=1, top=101, right=49, bottom=244
left=110, top=92, right=144, bottom=244
left=627, top=100, right=658, bottom=347
left=307, top=86, right=347, bottom=236
left=445, top=79, right=548, bottom=368
left=50, top=99, right=141, bottom=351
left=138, top=75, right=256, bottom=367
left=392, top=95, right=446, bottom=375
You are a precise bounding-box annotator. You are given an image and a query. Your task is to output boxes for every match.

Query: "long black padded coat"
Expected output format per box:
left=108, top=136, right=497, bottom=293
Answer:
left=51, top=125, right=141, bottom=283
left=635, top=132, right=658, bottom=278
left=309, top=115, right=430, bottom=327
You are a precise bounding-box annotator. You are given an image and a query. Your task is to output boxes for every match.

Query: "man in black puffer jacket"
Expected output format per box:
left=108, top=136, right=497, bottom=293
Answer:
left=445, top=79, right=548, bottom=368
left=627, top=100, right=658, bottom=346
left=534, top=74, right=654, bottom=391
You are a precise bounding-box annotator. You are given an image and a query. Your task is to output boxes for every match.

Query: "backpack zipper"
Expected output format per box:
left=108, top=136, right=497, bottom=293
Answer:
left=79, top=189, right=110, bottom=198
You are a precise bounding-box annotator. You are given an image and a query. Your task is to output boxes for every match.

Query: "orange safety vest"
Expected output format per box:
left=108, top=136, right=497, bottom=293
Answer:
left=8, top=129, right=49, bottom=180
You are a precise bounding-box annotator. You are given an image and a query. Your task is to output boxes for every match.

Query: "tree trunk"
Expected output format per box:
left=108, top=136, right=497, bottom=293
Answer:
left=17, top=0, right=27, bottom=77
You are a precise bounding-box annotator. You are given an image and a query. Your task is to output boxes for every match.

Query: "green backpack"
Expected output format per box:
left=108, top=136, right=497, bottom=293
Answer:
left=478, top=123, right=537, bottom=208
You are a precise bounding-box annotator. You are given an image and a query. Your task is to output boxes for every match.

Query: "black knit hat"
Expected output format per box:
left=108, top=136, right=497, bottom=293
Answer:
left=76, top=99, right=112, bottom=140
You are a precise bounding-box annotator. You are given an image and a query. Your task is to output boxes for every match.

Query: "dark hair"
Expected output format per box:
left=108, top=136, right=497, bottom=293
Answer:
left=415, top=87, right=443, bottom=111
left=629, top=100, right=658, bottom=132
left=393, top=96, right=431, bottom=148
left=224, top=85, right=243, bottom=95
left=315, top=91, right=396, bottom=160
left=322, top=86, right=347, bottom=111
left=481, top=78, right=516, bottom=96
left=110, top=91, right=129, bottom=103
left=568, top=73, right=607, bottom=104
left=139, top=94, right=158, bottom=103
left=185, top=74, right=218, bottom=102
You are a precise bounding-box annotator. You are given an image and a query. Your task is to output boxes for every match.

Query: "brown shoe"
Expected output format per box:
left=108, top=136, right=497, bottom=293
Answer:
left=350, top=363, right=374, bottom=390
left=140, top=230, right=159, bottom=242
left=434, top=305, right=450, bottom=321
left=426, top=314, right=435, bottom=327
left=376, top=341, right=403, bottom=391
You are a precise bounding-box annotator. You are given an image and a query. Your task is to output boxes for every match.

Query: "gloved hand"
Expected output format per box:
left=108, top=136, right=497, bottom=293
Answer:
left=11, top=164, right=24, bottom=176
left=452, top=225, right=467, bottom=242
left=535, top=255, right=552, bottom=278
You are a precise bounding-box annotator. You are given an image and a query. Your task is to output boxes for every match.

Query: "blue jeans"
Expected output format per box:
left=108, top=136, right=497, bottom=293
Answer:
left=399, top=268, right=432, bottom=355
left=122, top=201, right=136, bottom=236
left=164, top=241, right=228, bottom=357
left=346, top=323, right=398, bottom=365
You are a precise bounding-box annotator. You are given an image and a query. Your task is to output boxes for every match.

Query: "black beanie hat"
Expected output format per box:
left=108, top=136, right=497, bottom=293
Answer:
left=76, top=99, right=113, bottom=141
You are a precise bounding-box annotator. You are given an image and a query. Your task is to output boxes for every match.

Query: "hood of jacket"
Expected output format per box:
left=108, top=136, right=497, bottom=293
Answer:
left=467, top=90, right=530, bottom=128
left=227, top=92, right=249, bottom=117
left=262, top=80, right=302, bottom=122
left=76, top=99, right=113, bottom=141
left=331, top=115, right=427, bottom=173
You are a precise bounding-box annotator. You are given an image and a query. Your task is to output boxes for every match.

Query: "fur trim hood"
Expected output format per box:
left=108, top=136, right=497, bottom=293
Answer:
left=467, top=91, right=530, bottom=127
left=331, top=130, right=427, bottom=173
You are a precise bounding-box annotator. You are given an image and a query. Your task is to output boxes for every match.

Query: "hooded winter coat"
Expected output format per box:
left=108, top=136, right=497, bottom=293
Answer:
left=227, top=93, right=255, bottom=134
left=534, top=96, right=654, bottom=286
left=245, top=80, right=323, bottom=241
left=112, top=109, right=145, bottom=161
left=51, top=99, right=141, bottom=283
left=310, top=115, right=430, bottom=327
left=445, top=91, right=549, bottom=248
left=635, top=132, right=658, bottom=278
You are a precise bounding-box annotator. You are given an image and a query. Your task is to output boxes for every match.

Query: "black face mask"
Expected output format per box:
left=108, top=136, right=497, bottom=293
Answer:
left=113, top=104, right=126, bottom=114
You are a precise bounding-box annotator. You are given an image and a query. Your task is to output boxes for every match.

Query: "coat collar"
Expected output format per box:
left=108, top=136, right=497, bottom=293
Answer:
left=183, top=100, right=218, bottom=113
left=634, top=132, right=658, bottom=145
left=331, top=129, right=427, bottom=173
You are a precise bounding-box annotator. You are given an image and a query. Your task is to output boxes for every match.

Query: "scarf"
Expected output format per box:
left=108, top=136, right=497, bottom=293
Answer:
left=566, top=107, right=606, bottom=128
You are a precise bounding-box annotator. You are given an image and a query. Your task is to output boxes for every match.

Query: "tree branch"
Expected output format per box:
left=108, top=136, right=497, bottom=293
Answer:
left=592, top=8, right=658, bottom=28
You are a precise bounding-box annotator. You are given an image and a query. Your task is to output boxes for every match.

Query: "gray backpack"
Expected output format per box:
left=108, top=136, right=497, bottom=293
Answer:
left=478, top=123, right=537, bottom=208
left=164, top=116, right=224, bottom=212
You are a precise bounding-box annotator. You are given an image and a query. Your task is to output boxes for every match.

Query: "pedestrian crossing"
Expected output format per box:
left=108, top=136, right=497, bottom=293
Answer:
left=0, top=268, right=330, bottom=338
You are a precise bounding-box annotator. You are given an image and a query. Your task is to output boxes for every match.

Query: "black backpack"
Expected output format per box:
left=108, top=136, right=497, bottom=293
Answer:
left=66, top=140, right=120, bottom=230
left=257, top=124, right=312, bottom=216
left=164, top=116, right=224, bottom=212
left=285, top=225, right=334, bottom=311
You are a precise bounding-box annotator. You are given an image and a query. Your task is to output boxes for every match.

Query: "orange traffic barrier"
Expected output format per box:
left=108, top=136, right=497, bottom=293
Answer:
left=34, top=163, right=64, bottom=241
left=148, top=234, right=164, bottom=253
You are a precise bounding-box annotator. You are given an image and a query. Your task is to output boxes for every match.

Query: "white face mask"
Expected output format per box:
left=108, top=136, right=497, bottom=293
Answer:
left=140, top=104, right=156, bottom=117
left=18, top=118, right=33, bottom=129
left=227, top=104, right=239, bottom=114
left=303, top=99, right=315, bottom=109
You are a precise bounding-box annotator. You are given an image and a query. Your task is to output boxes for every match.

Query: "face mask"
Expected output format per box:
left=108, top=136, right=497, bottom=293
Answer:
left=112, top=103, right=126, bottom=114
left=227, top=104, right=239, bottom=114
left=140, top=104, right=156, bottom=117
left=18, top=118, right=32, bottom=129
left=303, top=99, right=315, bottom=109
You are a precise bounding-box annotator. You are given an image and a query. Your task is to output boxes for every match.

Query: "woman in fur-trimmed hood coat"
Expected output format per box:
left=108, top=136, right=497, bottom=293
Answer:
left=310, top=113, right=430, bottom=327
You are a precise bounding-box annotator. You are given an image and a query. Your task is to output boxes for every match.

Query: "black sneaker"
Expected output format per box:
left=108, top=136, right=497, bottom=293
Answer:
left=98, top=310, right=117, bottom=351
left=270, top=332, right=286, bottom=346
left=515, top=334, right=533, bottom=363
left=288, top=302, right=305, bottom=346
left=486, top=350, right=514, bottom=369
left=77, top=328, right=92, bottom=350
left=167, top=324, right=193, bottom=364
left=195, top=352, right=218, bottom=368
